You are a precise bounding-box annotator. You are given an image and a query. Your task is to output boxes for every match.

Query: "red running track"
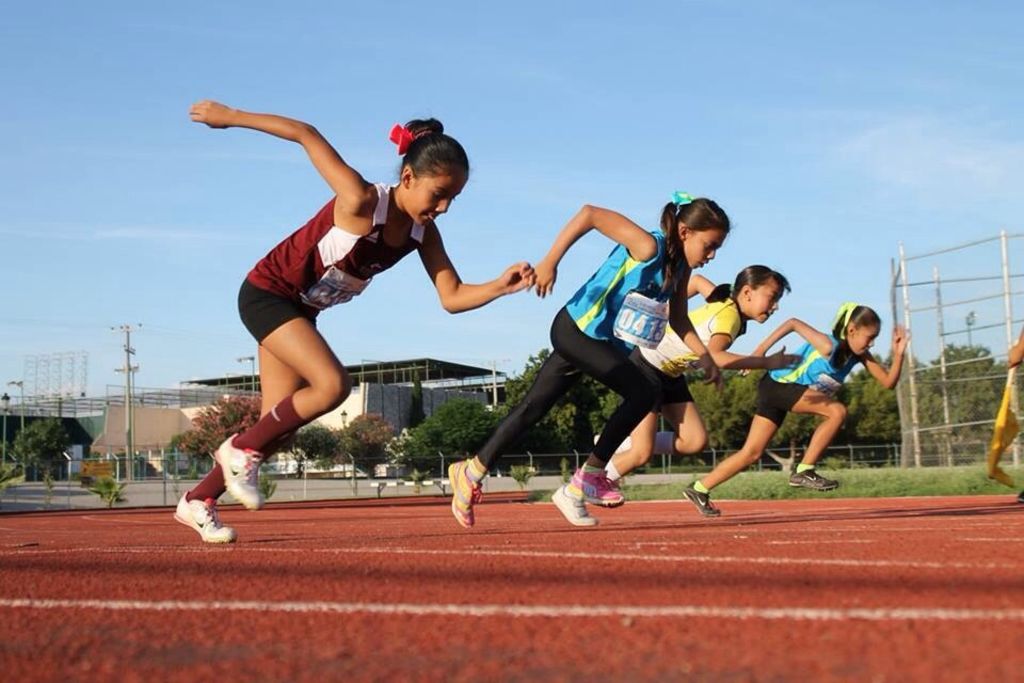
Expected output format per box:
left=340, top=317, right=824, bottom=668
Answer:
left=1, top=493, right=1023, bottom=682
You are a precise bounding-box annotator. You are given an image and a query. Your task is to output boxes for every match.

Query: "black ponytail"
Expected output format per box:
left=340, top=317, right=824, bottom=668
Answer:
left=659, top=197, right=730, bottom=292
left=401, top=118, right=469, bottom=178
left=831, top=304, right=881, bottom=366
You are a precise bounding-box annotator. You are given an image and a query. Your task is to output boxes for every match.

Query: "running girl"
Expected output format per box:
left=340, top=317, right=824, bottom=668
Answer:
left=683, top=303, right=909, bottom=517
left=175, top=101, right=535, bottom=543
left=448, top=192, right=730, bottom=529
left=599, top=266, right=800, bottom=509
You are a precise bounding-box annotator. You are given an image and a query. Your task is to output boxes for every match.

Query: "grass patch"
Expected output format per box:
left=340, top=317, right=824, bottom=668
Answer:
left=526, top=465, right=1023, bottom=503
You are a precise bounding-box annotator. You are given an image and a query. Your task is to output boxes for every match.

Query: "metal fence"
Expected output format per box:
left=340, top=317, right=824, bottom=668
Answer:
left=893, top=231, right=1023, bottom=467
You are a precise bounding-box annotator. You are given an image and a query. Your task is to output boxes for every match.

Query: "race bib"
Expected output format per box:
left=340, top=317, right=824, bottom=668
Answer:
left=301, top=266, right=370, bottom=310
left=810, top=373, right=843, bottom=397
left=613, top=291, right=668, bottom=349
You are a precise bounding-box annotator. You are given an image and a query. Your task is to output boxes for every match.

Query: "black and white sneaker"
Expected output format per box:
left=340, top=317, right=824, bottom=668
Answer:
left=1017, top=490, right=1023, bottom=504
left=789, top=469, right=839, bottom=491
left=683, top=484, right=721, bottom=517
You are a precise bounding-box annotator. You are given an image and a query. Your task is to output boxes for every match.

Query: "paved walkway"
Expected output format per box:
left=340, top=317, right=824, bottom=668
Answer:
left=0, top=473, right=694, bottom=512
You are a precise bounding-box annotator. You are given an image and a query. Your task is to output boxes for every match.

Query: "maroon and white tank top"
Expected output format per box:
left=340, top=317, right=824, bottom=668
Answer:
left=246, top=183, right=425, bottom=314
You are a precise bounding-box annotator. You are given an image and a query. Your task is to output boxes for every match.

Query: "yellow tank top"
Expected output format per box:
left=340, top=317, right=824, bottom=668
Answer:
left=638, top=299, right=742, bottom=377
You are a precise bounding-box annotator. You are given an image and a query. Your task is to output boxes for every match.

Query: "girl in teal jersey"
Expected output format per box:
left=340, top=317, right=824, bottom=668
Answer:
left=449, top=193, right=731, bottom=528
left=683, top=302, right=909, bottom=517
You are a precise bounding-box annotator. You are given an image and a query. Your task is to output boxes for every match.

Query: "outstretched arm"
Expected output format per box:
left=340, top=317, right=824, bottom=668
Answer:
left=189, top=100, right=371, bottom=213
left=1009, top=326, right=1024, bottom=368
left=752, top=317, right=833, bottom=359
left=418, top=224, right=534, bottom=313
left=669, top=275, right=722, bottom=388
left=533, top=205, right=657, bottom=298
left=862, top=325, right=910, bottom=389
left=687, top=274, right=716, bottom=299
left=707, top=334, right=801, bottom=370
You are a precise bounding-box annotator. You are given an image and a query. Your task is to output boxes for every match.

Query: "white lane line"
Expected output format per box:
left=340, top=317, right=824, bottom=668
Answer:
left=763, top=540, right=874, bottom=545
left=1, top=545, right=1017, bottom=571
left=1, top=598, right=1022, bottom=622
left=618, top=540, right=876, bottom=548
left=336, top=546, right=1020, bottom=571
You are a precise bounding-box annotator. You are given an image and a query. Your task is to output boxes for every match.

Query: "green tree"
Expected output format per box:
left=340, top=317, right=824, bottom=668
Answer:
left=174, top=395, right=261, bottom=459
left=911, top=344, right=1004, bottom=464
left=690, top=371, right=761, bottom=450
left=339, top=414, right=394, bottom=473
left=12, top=418, right=70, bottom=475
left=0, top=464, right=25, bottom=509
left=293, top=424, right=342, bottom=476
left=846, top=362, right=901, bottom=443
left=500, top=349, right=614, bottom=453
left=403, top=399, right=499, bottom=466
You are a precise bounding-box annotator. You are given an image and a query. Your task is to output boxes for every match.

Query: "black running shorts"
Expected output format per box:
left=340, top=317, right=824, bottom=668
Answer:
left=754, top=374, right=808, bottom=426
left=237, top=279, right=316, bottom=343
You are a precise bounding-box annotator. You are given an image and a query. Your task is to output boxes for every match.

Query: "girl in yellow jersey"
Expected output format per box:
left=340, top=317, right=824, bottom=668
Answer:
left=683, top=303, right=909, bottom=517
left=598, top=266, right=799, bottom=512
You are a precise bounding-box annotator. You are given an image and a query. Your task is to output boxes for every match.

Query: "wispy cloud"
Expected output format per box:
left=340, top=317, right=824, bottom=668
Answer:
left=835, top=116, right=1024, bottom=197
left=92, top=226, right=244, bottom=242
left=0, top=223, right=245, bottom=243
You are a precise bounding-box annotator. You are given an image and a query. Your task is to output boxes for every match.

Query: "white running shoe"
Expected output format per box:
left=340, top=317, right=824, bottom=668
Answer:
left=215, top=434, right=264, bottom=511
left=174, top=494, right=236, bottom=544
left=552, top=485, right=598, bottom=527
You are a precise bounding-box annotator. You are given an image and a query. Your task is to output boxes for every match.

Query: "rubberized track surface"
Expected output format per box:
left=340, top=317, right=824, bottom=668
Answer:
left=2, top=494, right=1023, bottom=682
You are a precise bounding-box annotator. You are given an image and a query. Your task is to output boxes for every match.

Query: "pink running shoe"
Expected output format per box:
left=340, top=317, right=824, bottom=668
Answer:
left=448, top=459, right=484, bottom=528
left=570, top=467, right=625, bottom=508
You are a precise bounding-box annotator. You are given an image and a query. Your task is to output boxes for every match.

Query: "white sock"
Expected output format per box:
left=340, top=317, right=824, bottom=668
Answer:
left=653, top=431, right=676, bottom=454
left=613, top=436, right=633, bottom=454
left=605, top=460, right=623, bottom=482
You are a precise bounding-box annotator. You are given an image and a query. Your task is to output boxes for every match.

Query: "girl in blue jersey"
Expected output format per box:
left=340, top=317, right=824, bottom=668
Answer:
left=600, top=267, right=799, bottom=501
left=682, top=302, right=909, bottom=517
left=448, top=193, right=731, bottom=528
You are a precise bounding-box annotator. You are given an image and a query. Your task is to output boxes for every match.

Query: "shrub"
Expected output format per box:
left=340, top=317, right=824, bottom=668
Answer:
left=259, top=472, right=277, bottom=501
left=89, top=477, right=127, bottom=508
left=510, top=464, right=535, bottom=491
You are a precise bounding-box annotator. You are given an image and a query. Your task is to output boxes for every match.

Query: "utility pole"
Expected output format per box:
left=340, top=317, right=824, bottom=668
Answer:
left=113, top=324, right=141, bottom=481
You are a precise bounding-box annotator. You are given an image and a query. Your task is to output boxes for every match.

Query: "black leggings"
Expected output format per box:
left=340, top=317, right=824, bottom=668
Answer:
left=476, top=307, right=660, bottom=469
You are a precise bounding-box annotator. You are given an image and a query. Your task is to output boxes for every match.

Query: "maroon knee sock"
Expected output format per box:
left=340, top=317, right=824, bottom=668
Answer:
left=186, top=464, right=226, bottom=502
left=233, top=395, right=307, bottom=454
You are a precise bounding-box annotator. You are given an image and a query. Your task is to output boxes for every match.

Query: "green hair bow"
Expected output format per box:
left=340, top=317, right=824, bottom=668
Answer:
left=671, top=191, right=694, bottom=206
left=832, top=302, right=859, bottom=339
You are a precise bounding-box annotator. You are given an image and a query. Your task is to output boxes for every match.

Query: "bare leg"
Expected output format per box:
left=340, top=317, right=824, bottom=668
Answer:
left=699, top=416, right=779, bottom=490
left=257, top=318, right=350, bottom=421
left=789, top=391, right=847, bottom=468
left=670, top=402, right=707, bottom=455
left=607, top=411, right=658, bottom=477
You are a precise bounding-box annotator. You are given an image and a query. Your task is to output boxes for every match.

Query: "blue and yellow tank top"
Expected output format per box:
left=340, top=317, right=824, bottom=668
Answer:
left=564, top=231, right=667, bottom=347
left=768, top=334, right=860, bottom=396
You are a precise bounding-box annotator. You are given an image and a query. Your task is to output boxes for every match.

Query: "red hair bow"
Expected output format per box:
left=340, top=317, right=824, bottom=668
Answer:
left=389, top=124, right=415, bottom=155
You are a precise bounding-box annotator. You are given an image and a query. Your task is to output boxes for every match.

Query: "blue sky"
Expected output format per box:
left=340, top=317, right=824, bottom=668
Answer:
left=2, top=0, right=1023, bottom=399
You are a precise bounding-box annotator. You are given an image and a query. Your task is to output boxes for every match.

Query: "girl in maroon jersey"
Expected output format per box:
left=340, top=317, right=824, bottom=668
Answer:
left=174, top=100, right=535, bottom=543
